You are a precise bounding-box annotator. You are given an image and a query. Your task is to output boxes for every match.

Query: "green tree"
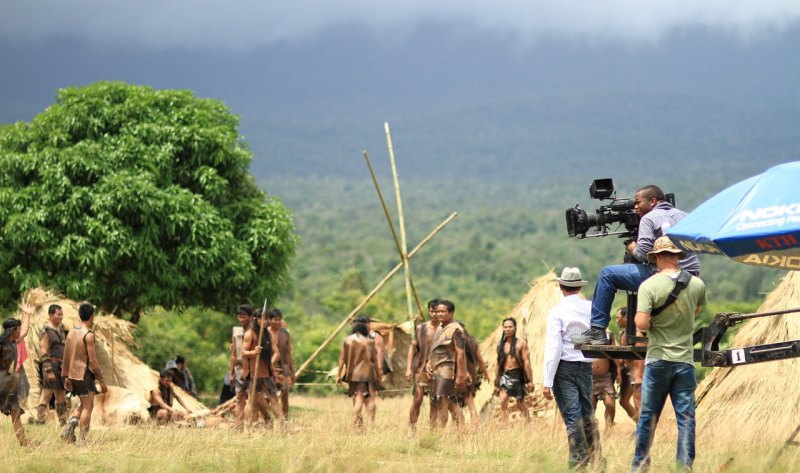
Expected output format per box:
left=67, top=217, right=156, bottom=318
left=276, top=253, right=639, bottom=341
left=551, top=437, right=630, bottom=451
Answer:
left=0, top=82, right=296, bottom=320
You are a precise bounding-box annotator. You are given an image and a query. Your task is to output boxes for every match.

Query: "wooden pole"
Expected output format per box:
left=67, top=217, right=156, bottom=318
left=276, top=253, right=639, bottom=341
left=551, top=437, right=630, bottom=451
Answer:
left=384, top=122, right=417, bottom=331
left=294, top=212, right=458, bottom=378
left=362, top=150, right=425, bottom=319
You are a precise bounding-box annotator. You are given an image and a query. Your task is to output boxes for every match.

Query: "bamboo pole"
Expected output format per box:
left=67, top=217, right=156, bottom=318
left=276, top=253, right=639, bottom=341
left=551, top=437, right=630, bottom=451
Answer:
left=384, top=122, right=417, bottom=333
left=362, top=150, right=424, bottom=319
left=294, top=211, right=458, bottom=378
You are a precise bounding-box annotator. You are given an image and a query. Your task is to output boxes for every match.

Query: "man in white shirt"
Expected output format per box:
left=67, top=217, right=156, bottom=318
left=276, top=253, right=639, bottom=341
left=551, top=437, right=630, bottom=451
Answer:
left=543, top=267, right=601, bottom=470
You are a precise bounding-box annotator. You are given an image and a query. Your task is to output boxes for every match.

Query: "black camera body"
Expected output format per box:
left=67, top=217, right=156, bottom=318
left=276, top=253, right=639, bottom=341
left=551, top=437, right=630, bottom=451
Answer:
left=565, top=179, right=674, bottom=240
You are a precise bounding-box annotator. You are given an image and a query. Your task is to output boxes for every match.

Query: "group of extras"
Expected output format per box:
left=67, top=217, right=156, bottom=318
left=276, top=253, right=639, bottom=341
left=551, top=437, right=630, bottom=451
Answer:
left=337, top=185, right=707, bottom=473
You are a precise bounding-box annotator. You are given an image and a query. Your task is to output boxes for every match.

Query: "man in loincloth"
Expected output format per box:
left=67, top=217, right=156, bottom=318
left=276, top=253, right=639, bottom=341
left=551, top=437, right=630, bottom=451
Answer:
left=495, top=317, right=534, bottom=422
left=459, top=320, right=488, bottom=427
left=33, top=304, right=68, bottom=425
left=61, top=302, right=108, bottom=444
left=427, top=300, right=467, bottom=428
left=616, top=307, right=644, bottom=422
left=242, top=310, right=284, bottom=426
left=148, top=370, right=192, bottom=424
left=0, top=304, right=35, bottom=446
left=405, top=299, right=441, bottom=434
left=268, top=308, right=295, bottom=419
left=591, top=330, right=617, bottom=431
left=338, top=318, right=382, bottom=429
left=229, top=304, right=253, bottom=424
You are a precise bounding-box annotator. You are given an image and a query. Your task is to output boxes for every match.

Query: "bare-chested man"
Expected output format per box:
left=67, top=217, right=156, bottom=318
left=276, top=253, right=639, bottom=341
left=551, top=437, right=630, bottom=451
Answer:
left=459, top=320, right=489, bottom=427
left=0, top=303, right=35, bottom=446
left=34, top=304, right=68, bottom=425
left=229, top=304, right=253, bottom=424
left=591, top=330, right=617, bottom=431
left=268, top=308, right=294, bottom=419
left=242, top=310, right=284, bottom=426
left=61, top=302, right=108, bottom=444
left=405, top=299, right=441, bottom=434
left=338, top=318, right=383, bottom=429
left=495, top=317, right=534, bottom=422
left=616, top=307, right=644, bottom=422
left=148, top=370, right=192, bottom=424
left=427, top=300, right=468, bottom=429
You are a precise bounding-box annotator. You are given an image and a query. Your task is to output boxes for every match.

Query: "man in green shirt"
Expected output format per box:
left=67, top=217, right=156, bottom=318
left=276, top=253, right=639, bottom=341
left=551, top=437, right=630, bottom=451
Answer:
left=631, top=236, right=706, bottom=473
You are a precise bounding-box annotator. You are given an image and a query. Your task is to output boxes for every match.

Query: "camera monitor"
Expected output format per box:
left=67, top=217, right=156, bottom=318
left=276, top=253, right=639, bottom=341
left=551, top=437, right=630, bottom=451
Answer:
left=589, top=179, right=614, bottom=200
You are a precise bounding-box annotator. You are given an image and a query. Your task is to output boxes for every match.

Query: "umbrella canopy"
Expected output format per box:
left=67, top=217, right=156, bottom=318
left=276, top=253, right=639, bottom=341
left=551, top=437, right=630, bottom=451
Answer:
left=667, top=162, right=800, bottom=270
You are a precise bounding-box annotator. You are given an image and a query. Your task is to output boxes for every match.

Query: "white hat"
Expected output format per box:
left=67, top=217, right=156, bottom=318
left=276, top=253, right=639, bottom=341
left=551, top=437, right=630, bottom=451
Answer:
left=556, top=267, right=588, bottom=287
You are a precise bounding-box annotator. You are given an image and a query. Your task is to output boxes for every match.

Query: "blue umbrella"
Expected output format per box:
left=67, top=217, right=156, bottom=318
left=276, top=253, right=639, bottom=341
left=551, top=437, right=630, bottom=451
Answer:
left=667, top=162, right=800, bottom=270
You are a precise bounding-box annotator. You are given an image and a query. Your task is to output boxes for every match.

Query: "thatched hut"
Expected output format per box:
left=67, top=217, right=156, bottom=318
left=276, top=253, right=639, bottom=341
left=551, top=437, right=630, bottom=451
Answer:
left=19, top=288, right=207, bottom=426
left=695, top=271, right=800, bottom=448
left=474, top=271, right=564, bottom=420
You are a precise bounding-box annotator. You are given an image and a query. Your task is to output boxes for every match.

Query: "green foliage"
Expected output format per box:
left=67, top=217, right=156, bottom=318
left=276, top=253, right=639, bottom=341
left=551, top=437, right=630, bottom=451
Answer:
left=133, top=307, right=233, bottom=395
left=0, top=82, right=296, bottom=315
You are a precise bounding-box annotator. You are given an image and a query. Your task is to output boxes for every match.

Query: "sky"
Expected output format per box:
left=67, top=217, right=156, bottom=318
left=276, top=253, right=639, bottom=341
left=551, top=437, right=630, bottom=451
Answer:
left=3, top=1, right=800, bottom=51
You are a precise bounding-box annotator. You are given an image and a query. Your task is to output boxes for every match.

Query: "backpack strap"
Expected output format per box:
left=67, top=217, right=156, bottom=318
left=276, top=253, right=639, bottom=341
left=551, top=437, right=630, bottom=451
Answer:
left=651, top=270, right=693, bottom=317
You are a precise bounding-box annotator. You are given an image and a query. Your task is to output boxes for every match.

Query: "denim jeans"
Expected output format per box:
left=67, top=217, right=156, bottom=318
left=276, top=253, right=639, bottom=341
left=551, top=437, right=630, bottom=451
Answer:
left=631, top=360, right=697, bottom=473
left=590, top=263, right=652, bottom=329
left=552, top=360, right=599, bottom=469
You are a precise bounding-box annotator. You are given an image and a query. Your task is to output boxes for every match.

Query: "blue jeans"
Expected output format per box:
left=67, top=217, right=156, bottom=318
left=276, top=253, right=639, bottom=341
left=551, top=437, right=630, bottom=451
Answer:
left=631, top=360, right=697, bottom=472
left=590, top=263, right=652, bottom=329
left=553, top=361, right=599, bottom=469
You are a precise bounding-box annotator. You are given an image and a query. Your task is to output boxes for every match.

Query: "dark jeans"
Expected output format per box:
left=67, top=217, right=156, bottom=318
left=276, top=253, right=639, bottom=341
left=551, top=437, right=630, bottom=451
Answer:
left=553, top=360, right=600, bottom=469
left=590, top=263, right=652, bottom=329
left=631, top=360, right=697, bottom=473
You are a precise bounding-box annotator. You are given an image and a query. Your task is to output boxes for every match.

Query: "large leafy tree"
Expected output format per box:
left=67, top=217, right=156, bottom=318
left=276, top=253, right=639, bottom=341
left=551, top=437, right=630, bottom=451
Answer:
left=0, top=82, right=296, bottom=321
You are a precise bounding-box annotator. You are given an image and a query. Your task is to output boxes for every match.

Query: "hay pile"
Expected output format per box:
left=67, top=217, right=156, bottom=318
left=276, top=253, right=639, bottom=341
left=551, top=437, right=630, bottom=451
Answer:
left=474, top=271, right=564, bottom=420
left=19, top=288, right=207, bottom=425
left=695, top=271, right=800, bottom=448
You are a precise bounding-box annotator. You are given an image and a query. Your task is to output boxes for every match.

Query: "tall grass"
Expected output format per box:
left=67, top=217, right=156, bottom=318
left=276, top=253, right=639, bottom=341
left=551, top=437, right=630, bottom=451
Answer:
left=2, top=394, right=797, bottom=472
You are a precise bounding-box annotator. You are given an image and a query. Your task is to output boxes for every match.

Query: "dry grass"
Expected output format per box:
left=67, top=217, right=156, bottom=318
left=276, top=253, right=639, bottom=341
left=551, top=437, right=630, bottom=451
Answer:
left=1, top=394, right=797, bottom=472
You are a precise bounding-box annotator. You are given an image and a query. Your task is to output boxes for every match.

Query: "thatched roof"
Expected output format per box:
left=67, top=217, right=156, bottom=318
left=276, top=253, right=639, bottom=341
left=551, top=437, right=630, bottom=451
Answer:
left=20, top=288, right=207, bottom=425
left=474, top=271, right=564, bottom=419
left=695, top=271, right=800, bottom=447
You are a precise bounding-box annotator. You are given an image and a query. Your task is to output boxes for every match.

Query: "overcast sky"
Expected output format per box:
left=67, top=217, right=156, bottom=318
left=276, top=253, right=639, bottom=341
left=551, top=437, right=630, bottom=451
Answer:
left=3, top=1, right=800, bottom=51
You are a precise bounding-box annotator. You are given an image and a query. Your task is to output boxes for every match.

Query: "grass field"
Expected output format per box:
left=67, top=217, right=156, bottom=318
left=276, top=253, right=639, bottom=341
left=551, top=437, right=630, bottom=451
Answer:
left=1, top=395, right=797, bottom=473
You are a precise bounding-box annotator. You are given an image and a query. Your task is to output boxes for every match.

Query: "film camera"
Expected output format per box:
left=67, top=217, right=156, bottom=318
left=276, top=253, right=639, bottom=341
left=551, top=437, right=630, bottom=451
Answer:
left=565, top=178, right=674, bottom=241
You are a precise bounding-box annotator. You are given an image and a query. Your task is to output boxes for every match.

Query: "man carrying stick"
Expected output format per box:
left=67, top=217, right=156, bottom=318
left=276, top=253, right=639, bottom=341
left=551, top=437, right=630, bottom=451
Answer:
left=61, top=302, right=108, bottom=444
left=242, top=308, right=284, bottom=427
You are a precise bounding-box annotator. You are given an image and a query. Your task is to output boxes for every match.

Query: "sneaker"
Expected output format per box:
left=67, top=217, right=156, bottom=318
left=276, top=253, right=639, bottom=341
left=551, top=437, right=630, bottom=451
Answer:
left=571, top=328, right=608, bottom=345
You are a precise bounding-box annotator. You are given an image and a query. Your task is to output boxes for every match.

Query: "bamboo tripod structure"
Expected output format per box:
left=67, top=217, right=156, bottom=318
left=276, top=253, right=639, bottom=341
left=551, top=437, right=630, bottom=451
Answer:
left=294, top=123, right=458, bottom=378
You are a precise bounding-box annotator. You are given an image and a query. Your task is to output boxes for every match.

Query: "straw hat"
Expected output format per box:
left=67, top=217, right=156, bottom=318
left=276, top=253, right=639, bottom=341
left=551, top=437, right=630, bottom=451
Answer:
left=556, top=267, right=588, bottom=287
left=647, top=236, right=685, bottom=262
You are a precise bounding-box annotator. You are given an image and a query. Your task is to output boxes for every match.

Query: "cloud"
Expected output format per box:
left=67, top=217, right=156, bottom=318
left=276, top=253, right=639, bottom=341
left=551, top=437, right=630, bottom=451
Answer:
left=2, top=0, right=800, bottom=51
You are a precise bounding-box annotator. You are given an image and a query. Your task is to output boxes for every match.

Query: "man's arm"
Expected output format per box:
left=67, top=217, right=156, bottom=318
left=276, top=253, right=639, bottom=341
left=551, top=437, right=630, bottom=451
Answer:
left=371, top=343, right=384, bottom=384
left=242, top=331, right=259, bottom=357
left=520, top=341, right=534, bottom=391
left=285, top=332, right=295, bottom=383
left=40, top=328, right=56, bottom=383
left=18, top=303, right=32, bottom=340
left=631, top=216, right=657, bottom=262
left=405, top=339, right=418, bottom=382
left=174, top=390, right=191, bottom=413
left=475, top=346, right=489, bottom=379
left=541, top=312, right=562, bottom=400
left=337, top=342, right=347, bottom=383
left=374, top=334, right=385, bottom=374
left=453, top=330, right=467, bottom=391
left=229, top=337, right=236, bottom=379
left=85, top=332, right=108, bottom=393
left=635, top=311, right=651, bottom=331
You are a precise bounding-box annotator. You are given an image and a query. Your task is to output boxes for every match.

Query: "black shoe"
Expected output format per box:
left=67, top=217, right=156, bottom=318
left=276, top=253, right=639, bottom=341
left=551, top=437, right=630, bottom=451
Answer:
left=571, top=327, right=608, bottom=345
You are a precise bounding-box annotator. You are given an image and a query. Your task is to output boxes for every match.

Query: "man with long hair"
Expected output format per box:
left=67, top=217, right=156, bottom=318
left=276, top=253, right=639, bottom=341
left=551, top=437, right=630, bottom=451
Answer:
left=495, top=317, right=533, bottom=422
left=242, top=309, right=284, bottom=426
left=0, top=303, right=34, bottom=446
left=338, top=318, right=382, bottom=429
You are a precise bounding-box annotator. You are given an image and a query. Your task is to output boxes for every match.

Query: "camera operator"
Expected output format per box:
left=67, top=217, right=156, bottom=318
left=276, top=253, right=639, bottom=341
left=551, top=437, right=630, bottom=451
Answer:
left=572, top=185, right=700, bottom=345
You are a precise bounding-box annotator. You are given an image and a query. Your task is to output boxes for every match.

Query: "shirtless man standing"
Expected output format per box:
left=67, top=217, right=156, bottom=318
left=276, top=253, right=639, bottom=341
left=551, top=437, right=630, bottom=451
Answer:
left=495, top=318, right=534, bottom=422
left=34, top=304, right=68, bottom=425
left=61, top=302, right=108, bottom=444
left=338, top=319, right=382, bottom=429
left=242, top=312, right=284, bottom=426
left=591, top=330, right=617, bottom=431
left=427, top=300, right=468, bottom=429
left=405, top=299, right=440, bottom=434
left=268, top=309, right=295, bottom=419
left=616, top=307, right=644, bottom=422
left=229, top=304, right=253, bottom=424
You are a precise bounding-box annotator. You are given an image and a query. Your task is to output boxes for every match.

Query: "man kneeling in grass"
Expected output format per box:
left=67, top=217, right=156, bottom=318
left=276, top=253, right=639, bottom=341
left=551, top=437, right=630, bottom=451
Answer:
left=149, top=370, right=192, bottom=424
